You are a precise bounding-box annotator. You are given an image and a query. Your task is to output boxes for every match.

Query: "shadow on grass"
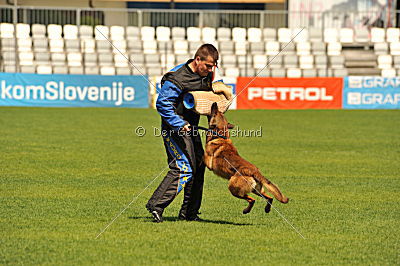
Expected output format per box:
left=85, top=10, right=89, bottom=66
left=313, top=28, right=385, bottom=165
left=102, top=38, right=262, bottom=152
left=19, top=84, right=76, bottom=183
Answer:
left=128, top=216, right=252, bottom=226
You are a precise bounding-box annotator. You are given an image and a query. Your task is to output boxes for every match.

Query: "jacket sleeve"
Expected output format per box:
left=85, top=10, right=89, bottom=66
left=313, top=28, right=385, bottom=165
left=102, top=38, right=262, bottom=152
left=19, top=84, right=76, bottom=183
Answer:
left=156, top=80, right=188, bottom=131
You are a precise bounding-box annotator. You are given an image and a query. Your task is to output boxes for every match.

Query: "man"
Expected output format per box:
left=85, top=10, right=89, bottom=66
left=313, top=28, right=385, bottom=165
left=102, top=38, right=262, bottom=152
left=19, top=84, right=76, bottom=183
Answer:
left=146, top=44, right=222, bottom=222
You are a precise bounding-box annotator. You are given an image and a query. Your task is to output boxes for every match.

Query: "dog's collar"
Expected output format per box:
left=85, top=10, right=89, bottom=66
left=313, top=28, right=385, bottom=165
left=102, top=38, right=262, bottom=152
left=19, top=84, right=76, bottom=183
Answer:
left=193, top=125, right=228, bottom=140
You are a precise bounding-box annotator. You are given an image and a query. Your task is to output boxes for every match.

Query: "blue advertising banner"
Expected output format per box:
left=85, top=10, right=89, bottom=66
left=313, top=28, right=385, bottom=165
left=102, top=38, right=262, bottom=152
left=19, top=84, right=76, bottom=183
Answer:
left=0, top=73, right=149, bottom=108
left=343, top=76, right=400, bottom=109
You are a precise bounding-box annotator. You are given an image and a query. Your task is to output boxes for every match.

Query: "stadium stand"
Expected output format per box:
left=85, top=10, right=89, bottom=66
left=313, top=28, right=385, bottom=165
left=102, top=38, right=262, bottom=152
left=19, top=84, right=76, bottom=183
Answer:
left=0, top=22, right=400, bottom=77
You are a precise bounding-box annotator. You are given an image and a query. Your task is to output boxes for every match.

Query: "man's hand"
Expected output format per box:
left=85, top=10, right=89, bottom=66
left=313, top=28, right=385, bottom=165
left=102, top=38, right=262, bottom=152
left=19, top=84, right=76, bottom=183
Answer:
left=182, top=124, right=191, bottom=132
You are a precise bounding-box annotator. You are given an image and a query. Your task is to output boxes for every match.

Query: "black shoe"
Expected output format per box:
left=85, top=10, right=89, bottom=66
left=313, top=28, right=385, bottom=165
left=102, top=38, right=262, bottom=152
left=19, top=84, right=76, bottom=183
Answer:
left=150, top=210, right=163, bottom=223
left=178, top=214, right=203, bottom=222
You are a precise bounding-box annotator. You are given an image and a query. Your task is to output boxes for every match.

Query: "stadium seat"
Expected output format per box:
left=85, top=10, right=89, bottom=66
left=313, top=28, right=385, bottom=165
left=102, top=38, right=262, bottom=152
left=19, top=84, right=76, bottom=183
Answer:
left=0, top=23, right=14, bottom=38
left=354, top=28, right=369, bottom=43
left=127, top=40, right=142, bottom=53
left=247, top=28, right=262, bottom=43
left=4, top=65, right=16, bottom=72
left=256, top=68, right=270, bottom=77
left=315, top=55, right=328, bottom=69
left=85, top=66, right=100, bottom=75
left=32, top=24, right=46, bottom=39
left=18, top=51, right=34, bottom=66
left=129, top=53, right=145, bottom=67
left=318, top=69, right=329, bottom=77
left=377, top=55, right=393, bottom=69
left=333, top=68, right=348, bottom=77
left=142, top=40, right=157, bottom=54
left=16, top=23, right=30, bottom=39
left=327, top=42, right=342, bottom=56
left=232, top=27, right=246, bottom=43
left=47, top=24, right=62, bottom=39
left=265, top=41, right=279, bottom=56
left=96, top=40, right=110, bottom=53
left=234, top=42, right=247, bottom=55
left=381, top=68, right=396, bottom=77
left=308, top=27, right=323, bottom=42
left=51, top=53, right=66, bottom=66
left=53, top=66, right=68, bottom=74
left=17, top=38, right=32, bottom=52
left=224, top=67, right=239, bottom=77
left=371, top=28, right=385, bottom=43
left=219, top=41, right=234, bottom=54
left=174, top=40, right=188, bottom=55
left=112, top=40, right=127, bottom=53
left=217, top=28, right=231, bottom=41
left=98, top=54, right=114, bottom=66
left=286, top=68, right=301, bottom=78
left=145, top=54, right=160, bottom=67
left=69, top=66, right=84, bottom=74
left=109, top=26, right=124, bottom=41
left=156, top=26, right=171, bottom=42
left=126, top=26, right=140, bottom=40
left=202, top=27, right=216, bottom=42
left=339, top=28, right=354, bottom=43
left=160, top=54, right=175, bottom=69
left=237, top=55, right=252, bottom=68
left=263, top=28, right=276, bottom=41
left=324, top=28, right=338, bottom=43
left=292, top=28, right=308, bottom=43
left=171, top=27, right=185, bottom=41
left=269, top=55, right=282, bottom=68
left=116, top=67, right=130, bottom=75
left=67, top=52, right=82, bottom=67
left=281, top=41, right=296, bottom=55
left=249, top=42, right=264, bottom=55
left=33, top=39, right=48, bottom=52
left=158, top=41, right=173, bottom=53
left=390, top=42, right=400, bottom=55
left=189, top=41, right=202, bottom=54
left=253, top=54, right=267, bottom=69
left=283, top=55, right=298, bottom=68
left=221, top=54, right=236, bottom=68
left=36, top=65, right=52, bottom=74
left=299, top=55, right=314, bottom=69
left=311, top=42, right=326, bottom=55
left=79, top=25, right=94, bottom=39
left=114, top=54, right=129, bottom=67
left=35, top=52, right=51, bottom=65
left=20, top=65, right=35, bottom=73
left=330, top=55, right=345, bottom=69
left=187, top=27, right=201, bottom=42
left=100, top=66, right=116, bottom=75
left=81, top=39, right=96, bottom=53
left=175, top=54, right=189, bottom=65
left=278, top=28, right=291, bottom=43
left=95, top=25, right=110, bottom=40
left=63, top=25, right=78, bottom=40
left=147, top=67, right=162, bottom=76
left=271, top=68, right=285, bottom=77
left=239, top=67, right=255, bottom=77
left=302, top=69, right=317, bottom=77
left=49, top=39, right=64, bottom=53
left=65, top=39, right=80, bottom=52
left=393, top=56, right=400, bottom=68
left=296, top=42, right=311, bottom=55
left=386, top=28, right=400, bottom=43
left=1, top=38, right=14, bottom=51
left=83, top=53, right=98, bottom=67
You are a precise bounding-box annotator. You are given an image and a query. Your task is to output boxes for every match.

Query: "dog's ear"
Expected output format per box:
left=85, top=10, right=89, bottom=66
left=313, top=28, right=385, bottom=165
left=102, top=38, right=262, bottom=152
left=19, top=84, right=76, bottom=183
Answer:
left=210, top=102, right=218, bottom=116
left=227, top=123, right=235, bottom=129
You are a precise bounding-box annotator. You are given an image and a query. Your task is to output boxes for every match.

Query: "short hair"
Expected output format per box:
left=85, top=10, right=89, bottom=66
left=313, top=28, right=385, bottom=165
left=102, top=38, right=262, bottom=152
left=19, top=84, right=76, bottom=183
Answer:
left=194, top=44, right=219, bottom=63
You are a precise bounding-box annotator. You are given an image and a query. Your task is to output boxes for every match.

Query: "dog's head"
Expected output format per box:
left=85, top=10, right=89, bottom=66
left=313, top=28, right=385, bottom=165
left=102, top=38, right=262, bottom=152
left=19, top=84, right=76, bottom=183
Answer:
left=207, top=102, right=234, bottom=139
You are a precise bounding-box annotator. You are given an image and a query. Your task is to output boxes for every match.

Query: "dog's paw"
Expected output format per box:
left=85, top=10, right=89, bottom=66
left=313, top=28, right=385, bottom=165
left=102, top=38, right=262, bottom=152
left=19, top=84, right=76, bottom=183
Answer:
left=265, top=198, right=273, bottom=213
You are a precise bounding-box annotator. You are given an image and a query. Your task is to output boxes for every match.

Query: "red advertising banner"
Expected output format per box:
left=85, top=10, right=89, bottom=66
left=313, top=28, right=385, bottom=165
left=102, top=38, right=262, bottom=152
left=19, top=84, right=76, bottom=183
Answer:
left=236, top=77, right=343, bottom=109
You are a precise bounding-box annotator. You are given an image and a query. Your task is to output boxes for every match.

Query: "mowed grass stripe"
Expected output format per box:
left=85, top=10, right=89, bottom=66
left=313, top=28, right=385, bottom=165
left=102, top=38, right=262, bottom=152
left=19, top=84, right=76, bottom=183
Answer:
left=0, top=107, right=399, bottom=265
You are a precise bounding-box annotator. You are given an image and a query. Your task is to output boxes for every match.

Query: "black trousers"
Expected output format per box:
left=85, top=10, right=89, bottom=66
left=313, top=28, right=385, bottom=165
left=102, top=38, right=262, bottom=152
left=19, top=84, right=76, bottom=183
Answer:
left=146, top=124, right=205, bottom=218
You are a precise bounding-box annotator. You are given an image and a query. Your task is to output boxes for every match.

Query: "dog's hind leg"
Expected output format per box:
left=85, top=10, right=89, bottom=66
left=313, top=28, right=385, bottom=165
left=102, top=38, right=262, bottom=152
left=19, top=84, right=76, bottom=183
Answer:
left=253, top=188, right=274, bottom=213
left=228, top=174, right=256, bottom=214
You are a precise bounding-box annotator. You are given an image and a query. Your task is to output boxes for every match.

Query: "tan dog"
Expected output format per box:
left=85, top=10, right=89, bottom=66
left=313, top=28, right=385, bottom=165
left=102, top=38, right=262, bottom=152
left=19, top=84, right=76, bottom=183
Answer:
left=204, top=103, right=289, bottom=214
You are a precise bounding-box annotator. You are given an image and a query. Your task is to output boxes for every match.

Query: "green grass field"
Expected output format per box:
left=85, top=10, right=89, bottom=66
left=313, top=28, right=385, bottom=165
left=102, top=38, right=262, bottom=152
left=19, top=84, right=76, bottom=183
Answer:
left=1, top=107, right=399, bottom=265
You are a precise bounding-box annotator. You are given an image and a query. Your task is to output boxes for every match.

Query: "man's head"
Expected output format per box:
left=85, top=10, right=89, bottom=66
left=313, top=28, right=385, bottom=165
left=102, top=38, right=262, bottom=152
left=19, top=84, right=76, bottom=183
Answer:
left=192, top=44, right=219, bottom=77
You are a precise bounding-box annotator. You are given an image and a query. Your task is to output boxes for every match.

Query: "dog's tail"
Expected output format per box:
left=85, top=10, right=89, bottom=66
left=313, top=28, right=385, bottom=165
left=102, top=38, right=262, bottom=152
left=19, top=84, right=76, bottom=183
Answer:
left=256, top=173, right=289, bottom=203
